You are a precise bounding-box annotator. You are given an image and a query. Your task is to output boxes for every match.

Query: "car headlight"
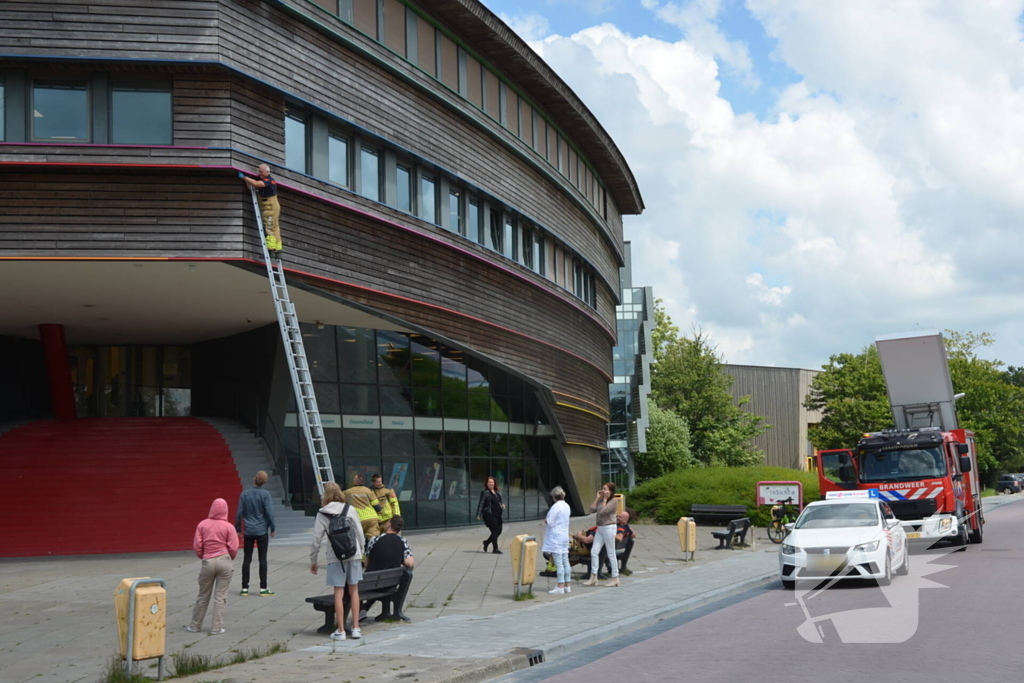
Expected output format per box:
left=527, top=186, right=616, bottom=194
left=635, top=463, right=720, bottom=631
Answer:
left=782, top=544, right=799, bottom=555
left=853, top=541, right=880, bottom=552
left=939, top=518, right=952, bottom=530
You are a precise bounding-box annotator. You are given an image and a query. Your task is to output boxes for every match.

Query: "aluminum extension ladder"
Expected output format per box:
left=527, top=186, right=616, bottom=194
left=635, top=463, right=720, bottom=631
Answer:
left=247, top=185, right=334, bottom=496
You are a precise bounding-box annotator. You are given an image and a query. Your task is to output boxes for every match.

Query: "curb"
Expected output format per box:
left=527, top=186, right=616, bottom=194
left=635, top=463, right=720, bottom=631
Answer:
left=427, top=560, right=778, bottom=683
left=536, top=565, right=777, bottom=662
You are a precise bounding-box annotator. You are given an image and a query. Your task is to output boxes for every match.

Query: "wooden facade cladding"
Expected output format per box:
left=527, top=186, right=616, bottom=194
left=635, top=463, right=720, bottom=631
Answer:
left=0, top=0, right=622, bottom=294
left=0, top=162, right=612, bottom=446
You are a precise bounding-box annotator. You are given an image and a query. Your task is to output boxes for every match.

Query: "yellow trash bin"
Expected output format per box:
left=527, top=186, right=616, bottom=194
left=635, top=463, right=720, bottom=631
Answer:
left=614, top=494, right=626, bottom=515
left=510, top=534, right=537, bottom=591
left=114, top=577, right=166, bottom=663
left=677, top=517, right=696, bottom=560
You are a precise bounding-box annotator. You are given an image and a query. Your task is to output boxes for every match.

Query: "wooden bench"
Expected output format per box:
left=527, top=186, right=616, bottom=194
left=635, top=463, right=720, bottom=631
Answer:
left=690, top=504, right=749, bottom=524
left=711, top=518, right=751, bottom=550
left=305, top=567, right=412, bottom=635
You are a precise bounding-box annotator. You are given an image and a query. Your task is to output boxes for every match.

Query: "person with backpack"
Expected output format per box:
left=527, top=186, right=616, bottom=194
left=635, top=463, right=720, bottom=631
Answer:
left=310, top=482, right=365, bottom=641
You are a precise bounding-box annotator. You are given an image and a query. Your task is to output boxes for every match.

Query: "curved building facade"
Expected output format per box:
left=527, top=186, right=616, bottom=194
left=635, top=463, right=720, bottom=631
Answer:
left=0, top=0, right=642, bottom=526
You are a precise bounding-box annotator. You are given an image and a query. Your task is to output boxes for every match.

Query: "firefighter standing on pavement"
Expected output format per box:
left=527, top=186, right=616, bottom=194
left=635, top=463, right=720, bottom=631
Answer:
left=370, top=473, right=401, bottom=535
left=344, top=474, right=381, bottom=540
left=243, top=164, right=282, bottom=254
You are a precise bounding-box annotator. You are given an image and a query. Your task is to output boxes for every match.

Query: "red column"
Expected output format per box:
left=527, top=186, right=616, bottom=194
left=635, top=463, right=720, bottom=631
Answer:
left=39, top=324, right=77, bottom=420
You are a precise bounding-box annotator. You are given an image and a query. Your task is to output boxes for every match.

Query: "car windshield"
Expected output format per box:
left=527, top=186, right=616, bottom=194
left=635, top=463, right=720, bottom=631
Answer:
left=859, top=446, right=946, bottom=483
left=794, top=503, right=879, bottom=529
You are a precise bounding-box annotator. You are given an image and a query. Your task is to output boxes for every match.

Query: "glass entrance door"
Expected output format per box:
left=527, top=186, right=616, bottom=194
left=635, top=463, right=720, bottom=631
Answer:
left=68, top=346, right=191, bottom=417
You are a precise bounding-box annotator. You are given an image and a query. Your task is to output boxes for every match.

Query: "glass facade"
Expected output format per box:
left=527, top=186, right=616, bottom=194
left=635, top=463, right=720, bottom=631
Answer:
left=602, top=243, right=653, bottom=489
left=283, top=324, right=559, bottom=528
left=111, top=83, right=172, bottom=145
left=285, top=113, right=307, bottom=172
left=68, top=345, right=192, bottom=417
left=33, top=80, right=89, bottom=141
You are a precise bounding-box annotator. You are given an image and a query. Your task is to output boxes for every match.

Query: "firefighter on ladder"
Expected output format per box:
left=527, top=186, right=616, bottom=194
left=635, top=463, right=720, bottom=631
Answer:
left=344, top=474, right=381, bottom=540
left=243, top=164, right=282, bottom=255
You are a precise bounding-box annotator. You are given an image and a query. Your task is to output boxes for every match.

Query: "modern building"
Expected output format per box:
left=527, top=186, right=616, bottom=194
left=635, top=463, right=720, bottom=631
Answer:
left=722, top=365, right=822, bottom=470
left=0, top=0, right=643, bottom=554
left=601, top=242, right=654, bottom=490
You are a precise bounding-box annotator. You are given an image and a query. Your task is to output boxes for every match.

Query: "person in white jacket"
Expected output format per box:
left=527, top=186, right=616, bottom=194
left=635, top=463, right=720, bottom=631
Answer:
left=542, top=486, right=572, bottom=595
left=310, top=482, right=366, bottom=640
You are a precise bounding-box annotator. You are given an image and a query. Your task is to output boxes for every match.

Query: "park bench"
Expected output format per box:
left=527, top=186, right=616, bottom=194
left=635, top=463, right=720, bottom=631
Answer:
left=305, top=567, right=412, bottom=635
left=690, top=504, right=749, bottom=524
left=710, top=517, right=751, bottom=550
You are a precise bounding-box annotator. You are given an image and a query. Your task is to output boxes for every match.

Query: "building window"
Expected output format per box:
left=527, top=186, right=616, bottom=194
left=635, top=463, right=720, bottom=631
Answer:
left=285, top=112, right=307, bottom=172
left=505, top=217, right=517, bottom=261
left=396, top=164, right=412, bottom=212
left=329, top=133, right=349, bottom=187
left=489, top=209, right=503, bottom=254
left=420, top=173, right=437, bottom=224
left=0, top=79, right=5, bottom=141
left=111, top=82, right=171, bottom=145
left=534, top=233, right=545, bottom=276
left=360, top=146, right=380, bottom=201
left=468, top=197, right=481, bottom=243
left=521, top=227, right=533, bottom=270
left=32, top=80, right=89, bottom=141
left=448, top=188, right=462, bottom=234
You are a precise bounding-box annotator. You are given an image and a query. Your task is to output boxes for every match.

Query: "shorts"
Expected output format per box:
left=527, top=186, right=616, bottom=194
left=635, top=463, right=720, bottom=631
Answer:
left=326, top=559, right=363, bottom=587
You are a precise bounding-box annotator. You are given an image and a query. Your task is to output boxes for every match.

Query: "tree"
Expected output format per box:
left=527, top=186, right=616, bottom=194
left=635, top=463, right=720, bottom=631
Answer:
left=637, top=399, right=694, bottom=481
left=650, top=303, right=768, bottom=467
left=803, top=345, right=893, bottom=450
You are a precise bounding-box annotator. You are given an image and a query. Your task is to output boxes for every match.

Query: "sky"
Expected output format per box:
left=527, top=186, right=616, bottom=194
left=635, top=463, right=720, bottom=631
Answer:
left=481, top=0, right=1024, bottom=372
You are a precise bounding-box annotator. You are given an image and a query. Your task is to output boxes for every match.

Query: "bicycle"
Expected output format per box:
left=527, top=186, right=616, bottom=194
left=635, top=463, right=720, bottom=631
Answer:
left=767, top=497, right=795, bottom=544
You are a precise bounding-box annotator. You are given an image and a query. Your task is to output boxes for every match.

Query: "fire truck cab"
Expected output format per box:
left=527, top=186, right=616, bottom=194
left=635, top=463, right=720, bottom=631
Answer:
left=815, top=331, right=984, bottom=547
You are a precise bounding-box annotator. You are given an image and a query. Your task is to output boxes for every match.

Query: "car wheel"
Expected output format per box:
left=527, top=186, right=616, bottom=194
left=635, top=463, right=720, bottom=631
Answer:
left=896, top=547, right=910, bottom=576
left=782, top=578, right=795, bottom=590
left=878, top=553, right=892, bottom=586
left=1003, top=487, right=1013, bottom=494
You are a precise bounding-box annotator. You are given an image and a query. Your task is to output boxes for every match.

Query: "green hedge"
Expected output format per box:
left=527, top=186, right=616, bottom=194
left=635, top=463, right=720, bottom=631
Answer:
left=627, top=466, right=820, bottom=526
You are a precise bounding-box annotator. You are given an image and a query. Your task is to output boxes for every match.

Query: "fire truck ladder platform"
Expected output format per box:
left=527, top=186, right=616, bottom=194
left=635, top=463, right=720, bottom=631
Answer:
left=247, top=184, right=334, bottom=496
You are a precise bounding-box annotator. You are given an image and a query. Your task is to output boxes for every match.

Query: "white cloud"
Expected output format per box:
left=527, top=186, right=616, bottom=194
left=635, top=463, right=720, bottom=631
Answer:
left=528, top=5, right=1024, bottom=369
left=499, top=12, right=551, bottom=45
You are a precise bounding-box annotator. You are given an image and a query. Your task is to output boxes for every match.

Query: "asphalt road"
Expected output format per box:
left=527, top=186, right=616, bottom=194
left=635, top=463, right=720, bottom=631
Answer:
left=497, top=499, right=1024, bottom=683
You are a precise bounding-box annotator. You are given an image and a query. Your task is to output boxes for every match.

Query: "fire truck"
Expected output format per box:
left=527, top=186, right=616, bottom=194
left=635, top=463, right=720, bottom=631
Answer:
left=815, top=331, right=984, bottom=547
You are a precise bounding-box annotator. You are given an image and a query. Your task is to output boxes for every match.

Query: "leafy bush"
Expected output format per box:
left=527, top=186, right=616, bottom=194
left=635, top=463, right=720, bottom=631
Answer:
left=628, top=466, right=820, bottom=526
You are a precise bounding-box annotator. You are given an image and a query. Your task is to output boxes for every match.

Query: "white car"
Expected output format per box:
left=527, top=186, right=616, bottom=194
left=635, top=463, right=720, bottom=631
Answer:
left=778, top=495, right=909, bottom=589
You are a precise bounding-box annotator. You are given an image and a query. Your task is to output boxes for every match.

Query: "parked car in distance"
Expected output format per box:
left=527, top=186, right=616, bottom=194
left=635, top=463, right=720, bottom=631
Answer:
left=996, top=477, right=1022, bottom=494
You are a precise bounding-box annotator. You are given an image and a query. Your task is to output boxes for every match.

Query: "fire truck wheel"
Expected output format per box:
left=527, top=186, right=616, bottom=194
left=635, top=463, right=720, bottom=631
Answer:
left=878, top=554, right=892, bottom=586
left=953, top=521, right=969, bottom=551
left=782, top=579, right=795, bottom=590
left=969, top=519, right=984, bottom=544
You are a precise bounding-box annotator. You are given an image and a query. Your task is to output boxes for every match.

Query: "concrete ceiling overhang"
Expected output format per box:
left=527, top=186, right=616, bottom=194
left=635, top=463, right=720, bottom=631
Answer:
left=0, top=260, right=411, bottom=344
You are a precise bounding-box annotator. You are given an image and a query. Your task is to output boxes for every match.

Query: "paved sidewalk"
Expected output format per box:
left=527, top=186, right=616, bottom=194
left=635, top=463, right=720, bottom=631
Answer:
left=0, top=514, right=767, bottom=683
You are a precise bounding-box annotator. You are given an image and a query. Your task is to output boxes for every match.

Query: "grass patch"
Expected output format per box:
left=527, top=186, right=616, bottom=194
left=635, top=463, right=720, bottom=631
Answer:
left=100, top=655, right=153, bottom=683
left=227, top=642, right=287, bottom=665
left=981, top=488, right=996, bottom=498
left=512, top=591, right=535, bottom=601
left=629, top=466, right=821, bottom=526
left=171, top=651, right=217, bottom=678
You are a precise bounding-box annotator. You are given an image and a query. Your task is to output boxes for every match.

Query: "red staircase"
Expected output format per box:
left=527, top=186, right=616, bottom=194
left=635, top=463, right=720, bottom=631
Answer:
left=1, top=418, right=243, bottom=557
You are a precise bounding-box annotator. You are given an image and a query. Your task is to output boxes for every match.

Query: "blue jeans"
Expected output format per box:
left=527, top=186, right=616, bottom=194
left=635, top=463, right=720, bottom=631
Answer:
left=552, top=551, right=571, bottom=583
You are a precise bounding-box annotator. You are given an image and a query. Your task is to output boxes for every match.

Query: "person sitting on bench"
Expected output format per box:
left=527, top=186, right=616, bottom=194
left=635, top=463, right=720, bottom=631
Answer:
left=361, top=515, right=414, bottom=617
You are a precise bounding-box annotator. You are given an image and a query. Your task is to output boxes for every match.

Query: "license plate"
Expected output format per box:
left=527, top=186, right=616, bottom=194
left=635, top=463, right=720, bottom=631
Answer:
left=906, top=532, right=921, bottom=539
left=808, top=555, right=845, bottom=571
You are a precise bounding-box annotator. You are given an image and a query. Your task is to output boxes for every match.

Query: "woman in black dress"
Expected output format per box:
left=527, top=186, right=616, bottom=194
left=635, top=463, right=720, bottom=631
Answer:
left=476, top=476, right=506, bottom=554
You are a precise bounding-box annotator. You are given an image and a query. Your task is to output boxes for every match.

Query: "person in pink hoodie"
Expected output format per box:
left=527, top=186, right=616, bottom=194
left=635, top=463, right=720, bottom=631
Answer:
left=188, top=498, right=239, bottom=634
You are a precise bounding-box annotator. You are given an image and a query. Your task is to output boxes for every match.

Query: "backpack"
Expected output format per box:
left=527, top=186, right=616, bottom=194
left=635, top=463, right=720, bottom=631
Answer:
left=326, top=504, right=358, bottom=561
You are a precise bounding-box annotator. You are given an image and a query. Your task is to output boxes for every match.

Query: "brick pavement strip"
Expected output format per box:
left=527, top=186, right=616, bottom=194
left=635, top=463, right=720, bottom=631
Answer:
left=9, top=500, right=1017, bottom=683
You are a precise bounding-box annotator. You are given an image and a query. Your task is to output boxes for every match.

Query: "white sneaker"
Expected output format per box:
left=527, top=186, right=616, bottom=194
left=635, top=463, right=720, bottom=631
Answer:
left=548, top=587, right=564, bottom=595
left=330, top=630, right=346, bottom=641
left=350, top=628, right=362, bottom=639
left=564, top=585, right=571, bottom=594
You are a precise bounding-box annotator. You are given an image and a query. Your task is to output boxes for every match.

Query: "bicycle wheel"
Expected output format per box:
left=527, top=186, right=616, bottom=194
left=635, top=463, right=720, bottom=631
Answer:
left=767, top=520, right=785, bottom=544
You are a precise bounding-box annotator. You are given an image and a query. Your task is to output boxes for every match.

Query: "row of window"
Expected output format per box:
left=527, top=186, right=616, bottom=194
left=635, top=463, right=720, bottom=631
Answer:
left=0, top=73, right=171, bottom=145
left=286, top=108, right=598, bottom=307
left=306, top=0, right=609, bottom=220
